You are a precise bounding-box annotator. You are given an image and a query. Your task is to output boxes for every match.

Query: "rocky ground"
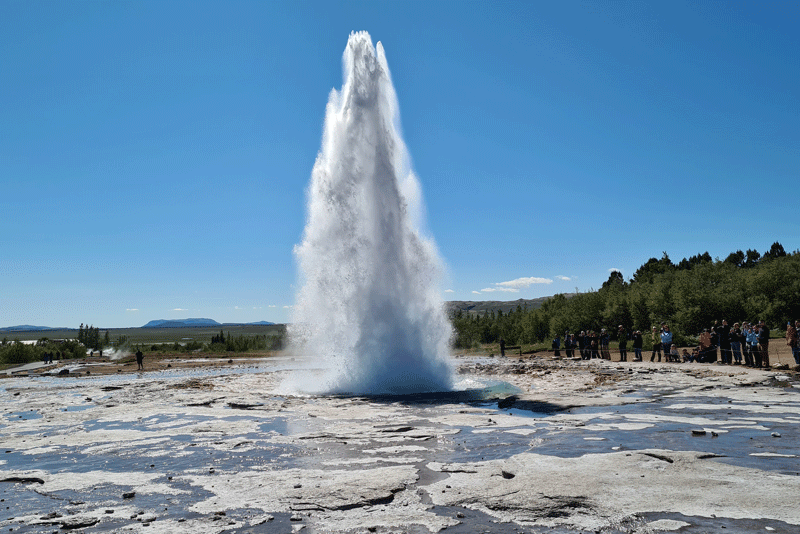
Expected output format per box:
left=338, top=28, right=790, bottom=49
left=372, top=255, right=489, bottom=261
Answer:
left=1, top=354, right=799, bottom=533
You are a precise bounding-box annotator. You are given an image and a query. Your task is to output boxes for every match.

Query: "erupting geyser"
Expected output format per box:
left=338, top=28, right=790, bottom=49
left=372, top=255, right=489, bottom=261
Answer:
left=287, top=31, right=454, bottom=395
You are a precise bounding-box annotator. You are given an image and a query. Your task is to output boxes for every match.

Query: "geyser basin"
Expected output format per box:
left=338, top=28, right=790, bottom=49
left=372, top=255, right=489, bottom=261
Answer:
left=288, top=32, right=453, bottom=395
left=4, top=358, right=800, bottom=533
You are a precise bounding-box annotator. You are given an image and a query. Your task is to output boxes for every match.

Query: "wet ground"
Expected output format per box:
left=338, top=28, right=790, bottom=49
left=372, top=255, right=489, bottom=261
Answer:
left=2, top=355, right=799, bottom=533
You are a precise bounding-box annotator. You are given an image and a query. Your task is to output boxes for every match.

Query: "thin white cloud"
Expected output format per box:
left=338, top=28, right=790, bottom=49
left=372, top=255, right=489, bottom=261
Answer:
left=609, top=268, right=622, bottom=273
left=495, top=277, right=553, bottom=288
left=444, top=289, right=454, bottom=293
left=555, top=275, right=571, bottom=281
left=479, top=276, right=553, bottom=293
left=481, top=287, right=519, bottom=293
left=472, top=290, right=481, bottom=294
left=126, top=308, right=139, bottom=312
left=268, top=305, right=277, bottom=308
left=283, top=305, right=293, bottom=309
left=172, top=308, right=188, bottom=311
left=252, top=306, right=261, bottom=310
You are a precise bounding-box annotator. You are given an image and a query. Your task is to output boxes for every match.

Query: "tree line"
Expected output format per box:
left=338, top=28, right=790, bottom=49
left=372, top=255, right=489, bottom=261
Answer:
left=1, top=329, right=286, bottom=365
left=142, top=331, right=285, bottom=354
left=0, top=338, right=87, bottom=365
left=77, top=324, right=110, bottom=351
left=0, top=322, right=112, bottom=365
left=451, top=242, right=800, bottom=349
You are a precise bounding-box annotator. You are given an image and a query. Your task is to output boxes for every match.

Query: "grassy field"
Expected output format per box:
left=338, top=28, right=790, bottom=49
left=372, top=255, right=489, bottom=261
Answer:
left=2, top=324, right=286, bottom=345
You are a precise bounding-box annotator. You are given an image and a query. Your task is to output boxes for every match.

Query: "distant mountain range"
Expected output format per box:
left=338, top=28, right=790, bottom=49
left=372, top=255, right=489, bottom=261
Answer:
left=0, top=319, right=276, bottom=332
left=0, top=325, right=65, bottom=332
left=141, top=318, right=275, bottom=328
left=141, top=318, right=220, bottom=328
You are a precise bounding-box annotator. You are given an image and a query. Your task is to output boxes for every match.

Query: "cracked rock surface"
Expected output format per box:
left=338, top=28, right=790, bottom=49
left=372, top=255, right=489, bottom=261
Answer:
left=2, top=354, right=799, bottom=533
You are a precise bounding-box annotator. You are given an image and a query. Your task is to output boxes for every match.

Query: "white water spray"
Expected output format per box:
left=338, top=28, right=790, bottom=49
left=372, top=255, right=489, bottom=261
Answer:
left=287, top=32, right=454, bottom=395
left=104, top=348, right=132, bottom=361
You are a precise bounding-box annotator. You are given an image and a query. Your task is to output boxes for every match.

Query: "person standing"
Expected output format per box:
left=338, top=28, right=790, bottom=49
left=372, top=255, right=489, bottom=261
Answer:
left=564, top=333, right=574, bottom=359
left=745, top=323, right=758, bottom=367
left=730, top=322, right=744, bottom=364
left=600, top=329, right=611, bottom=360
left=618, top=325, right=628, bottom=361
left=589, top=331, right=600, bottom=359
left=698, top=328, right=713, bottom=362
left=786, top=321, right=798, bottom=366
left=660, top=324, right=673, bottom=362
left=751, top=323, right=763, bottom=367
left=757, top=320, right=770, bottom=368
left=650, top=326, right=662, bottom=362
left=632, top=330, right=643, bottom=361
left=714, top=320, right=732, bottom=365
left=709, top=327, right=719, bottom=362
left=578, top=331, right=588, bottom=360
left=792, top=321, right=800, bottom=365
left=136, top=349, right=144, bottom=370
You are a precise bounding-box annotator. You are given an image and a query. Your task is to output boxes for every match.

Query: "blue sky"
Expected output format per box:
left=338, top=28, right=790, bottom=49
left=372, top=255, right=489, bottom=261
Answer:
left=2, top=1, right=798, bottom=328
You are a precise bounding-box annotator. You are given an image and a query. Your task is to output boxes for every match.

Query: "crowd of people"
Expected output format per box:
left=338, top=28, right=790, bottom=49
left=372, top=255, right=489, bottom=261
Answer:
left=550, top=319, right=800, bottom=368
left=689, top=320, right=772, bottom=367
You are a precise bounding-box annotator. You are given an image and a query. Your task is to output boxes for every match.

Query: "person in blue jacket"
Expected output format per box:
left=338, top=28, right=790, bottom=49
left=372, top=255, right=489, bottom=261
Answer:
left=746, top=324, right=759, bottom=367
left=660, top=324, right=673, bottom=362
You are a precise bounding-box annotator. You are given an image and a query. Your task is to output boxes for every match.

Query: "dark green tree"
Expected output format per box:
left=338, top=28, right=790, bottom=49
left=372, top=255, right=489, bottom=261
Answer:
left=724, top=250, right=745, bottom=267
left=764, top=241, right=787, bottom=260
left=744, top=249, right=761, bottom=268
left=602, top=270, right=626, bottom=290
left=631, top=252, right=674, bottom=283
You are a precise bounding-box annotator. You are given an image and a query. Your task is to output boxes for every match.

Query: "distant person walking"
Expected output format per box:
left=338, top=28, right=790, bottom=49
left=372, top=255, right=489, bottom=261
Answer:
left=136, top=349, right=144, bottom=370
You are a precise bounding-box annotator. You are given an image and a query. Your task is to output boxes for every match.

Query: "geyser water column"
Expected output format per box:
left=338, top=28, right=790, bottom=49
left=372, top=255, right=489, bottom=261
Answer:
left=288, top=31, right=454, bottom=395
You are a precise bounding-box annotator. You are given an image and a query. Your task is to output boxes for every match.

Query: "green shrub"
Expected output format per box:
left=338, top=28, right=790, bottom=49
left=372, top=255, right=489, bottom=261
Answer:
left=184, top=341, right=203, bottom=352
left=0, top=342, right=39, bottom=365
left=204, top=334, right=283, bottom=353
